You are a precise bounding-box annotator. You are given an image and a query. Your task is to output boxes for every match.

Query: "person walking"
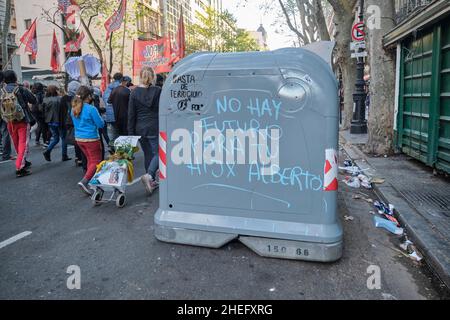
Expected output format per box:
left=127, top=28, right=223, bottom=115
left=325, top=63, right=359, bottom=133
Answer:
left=64, top=80, right=85, bottom=167
left=103, top=72, right=123, bottom=145
left=108, top=75, right=131, bottom=137
left=128, top=67, right=161, bottom=194
left=0, top=70, right=37, bottom=177
left=42, top=85, right=71, bottom=162
left=0, top=117, right=12, bottom=161
left=70, top=86, right=105, bottom=195
left=0, top=71, right=13, bottom=162
left=30, top=82, right=48, bottom=146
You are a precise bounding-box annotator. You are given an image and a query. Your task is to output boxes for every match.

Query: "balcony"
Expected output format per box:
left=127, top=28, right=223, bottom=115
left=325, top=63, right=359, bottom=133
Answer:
left=395, top=0, right=435, bottom=24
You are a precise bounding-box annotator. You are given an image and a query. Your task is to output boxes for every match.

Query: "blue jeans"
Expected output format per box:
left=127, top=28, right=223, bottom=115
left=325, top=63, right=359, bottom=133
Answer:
left=47, top=124, right=67, bottom=158
left=140, top=136, right=159, bottom=179
left=0, top=120, right=11, bottom=160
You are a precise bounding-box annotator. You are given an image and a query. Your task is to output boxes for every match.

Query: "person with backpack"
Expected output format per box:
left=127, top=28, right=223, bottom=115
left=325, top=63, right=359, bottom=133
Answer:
left=42, top=85, right=71, bottom=162
left=128, top=67, right=161, bottom=194
left=70, top=86, right=105, bottom=195
left=0, top=70, right=37, bottom=177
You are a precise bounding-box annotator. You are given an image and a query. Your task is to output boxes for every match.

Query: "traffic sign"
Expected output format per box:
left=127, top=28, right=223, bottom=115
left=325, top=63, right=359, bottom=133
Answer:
left=352, top=22, right=365, bottom=42
left=350, top=41, right=366, bottom=51
left=351, top=51, right=368, bottom=59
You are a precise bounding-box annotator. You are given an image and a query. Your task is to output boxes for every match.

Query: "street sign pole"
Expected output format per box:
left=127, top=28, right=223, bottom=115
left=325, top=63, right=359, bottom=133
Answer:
left=350, top=0, right=368, bottom=134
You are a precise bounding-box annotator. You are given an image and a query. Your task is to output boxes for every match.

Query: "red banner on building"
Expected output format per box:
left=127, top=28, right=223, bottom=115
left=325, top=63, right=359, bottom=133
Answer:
left=132, top=38, right=173, bottom=76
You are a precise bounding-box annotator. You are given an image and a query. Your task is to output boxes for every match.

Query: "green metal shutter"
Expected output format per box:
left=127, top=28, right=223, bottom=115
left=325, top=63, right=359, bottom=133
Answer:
left=437, top=18, right=450, bottom=173
left=397, top=16, right=450, bottom=174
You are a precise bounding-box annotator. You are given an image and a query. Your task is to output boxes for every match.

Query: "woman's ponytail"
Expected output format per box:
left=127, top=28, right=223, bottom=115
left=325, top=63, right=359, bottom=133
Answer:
left=71, top=86, right=92, bottom=118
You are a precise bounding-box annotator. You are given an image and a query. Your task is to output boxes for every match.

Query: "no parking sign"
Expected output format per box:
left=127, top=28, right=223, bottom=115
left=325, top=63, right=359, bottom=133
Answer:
left=352, top=22, right=365, bottom=42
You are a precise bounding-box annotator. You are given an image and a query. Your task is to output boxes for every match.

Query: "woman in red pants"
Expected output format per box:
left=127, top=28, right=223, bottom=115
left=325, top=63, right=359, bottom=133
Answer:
left=70, top=86, right=105, bottom=195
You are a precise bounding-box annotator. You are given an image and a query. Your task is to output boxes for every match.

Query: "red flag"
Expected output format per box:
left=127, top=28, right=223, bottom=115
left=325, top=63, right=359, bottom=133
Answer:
left=176, top=9, right=186, bottom=59
left=100, top=61, right=109, bottom=94
left=104, top=0, right=127, bottom=41
left=57, top=0, right=77, bottom=13
left=65, top=31, right=85, bottom=52
left=50, top=30, right=61, bottom=72
left=133, top=38, right=173, bottom=76
left=19, top=19, right=38, bottom=59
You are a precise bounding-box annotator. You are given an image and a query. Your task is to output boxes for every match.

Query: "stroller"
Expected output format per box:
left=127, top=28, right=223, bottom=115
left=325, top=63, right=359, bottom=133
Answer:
left=89, top=136, right=141, bottom=208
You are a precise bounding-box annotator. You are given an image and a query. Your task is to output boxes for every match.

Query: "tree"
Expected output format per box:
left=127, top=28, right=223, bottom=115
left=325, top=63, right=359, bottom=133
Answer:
left=186, top=7, right=259, bottom=54
left=41, top=0, right=142, bottom=77
left=0, top=0, right=12, bottom=69
left=277, top=0, right=330, bottom=46
left=365, top=0, right=396, bottom=154
left=327, top=0, right=358, bottom=130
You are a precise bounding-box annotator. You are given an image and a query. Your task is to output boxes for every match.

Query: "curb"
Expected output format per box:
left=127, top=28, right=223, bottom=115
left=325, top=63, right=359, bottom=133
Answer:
left=339, top=134, right=450, bottom=290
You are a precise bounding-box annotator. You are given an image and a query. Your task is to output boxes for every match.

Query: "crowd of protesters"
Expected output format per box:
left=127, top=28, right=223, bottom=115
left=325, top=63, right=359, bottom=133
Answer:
left=0, top=68, right=164, bottom=197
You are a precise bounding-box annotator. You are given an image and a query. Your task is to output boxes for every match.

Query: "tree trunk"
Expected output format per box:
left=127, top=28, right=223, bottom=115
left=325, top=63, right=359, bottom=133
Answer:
left=314, top=0, right=330, bottom=41
left=80, top=17, right=103, bottom=68
left=365, top=0, right=396, bottom=154
left=1, top=0, right=12, bottom=69
left=333, top=12, right=356, bottom=130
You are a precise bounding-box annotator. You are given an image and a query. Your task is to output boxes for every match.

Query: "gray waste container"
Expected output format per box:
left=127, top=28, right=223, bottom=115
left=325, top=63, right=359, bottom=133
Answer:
left=155, top=42, right=342, bottom=262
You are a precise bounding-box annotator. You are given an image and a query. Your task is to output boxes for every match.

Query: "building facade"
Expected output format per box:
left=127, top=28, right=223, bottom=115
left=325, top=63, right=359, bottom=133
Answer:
left=12, top=0, right=224, bottom=82
left=0, top=0, right=19, bottom=69
left=248, top=24, right=268, bottom=51
left=384, top=0, right=450, bottom=174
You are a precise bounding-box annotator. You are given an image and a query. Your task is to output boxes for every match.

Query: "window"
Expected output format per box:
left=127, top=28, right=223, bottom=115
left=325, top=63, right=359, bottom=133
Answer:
left=24, top=19, right=32, bottom=29
left=136, top=5, right=161, bottom=39
left=28, top=54, right=36, bottom=65
left=10, top=1, right=17, bottom=30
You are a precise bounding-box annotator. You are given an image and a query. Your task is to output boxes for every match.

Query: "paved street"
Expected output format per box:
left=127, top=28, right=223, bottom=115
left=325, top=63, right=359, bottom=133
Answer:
left=0, top=143, right=448, bottom=300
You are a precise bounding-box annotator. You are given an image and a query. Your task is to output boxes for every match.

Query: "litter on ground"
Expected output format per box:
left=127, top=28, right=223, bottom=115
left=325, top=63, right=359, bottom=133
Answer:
left=373, top=216, right=404, bottom=235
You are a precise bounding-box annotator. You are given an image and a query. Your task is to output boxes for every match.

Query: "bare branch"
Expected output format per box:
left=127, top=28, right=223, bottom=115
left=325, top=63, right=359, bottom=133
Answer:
left=278, top=0, right=308, bottom=44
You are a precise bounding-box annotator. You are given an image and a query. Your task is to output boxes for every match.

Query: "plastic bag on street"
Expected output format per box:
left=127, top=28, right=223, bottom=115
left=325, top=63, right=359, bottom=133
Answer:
left=373, top=216, right=404, bottom=235
left=343, top=176, right=361, bottom=188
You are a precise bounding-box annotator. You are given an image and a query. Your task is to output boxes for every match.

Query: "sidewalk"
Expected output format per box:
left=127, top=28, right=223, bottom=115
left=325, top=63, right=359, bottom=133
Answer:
left=340, top=130, right=450, bottom=290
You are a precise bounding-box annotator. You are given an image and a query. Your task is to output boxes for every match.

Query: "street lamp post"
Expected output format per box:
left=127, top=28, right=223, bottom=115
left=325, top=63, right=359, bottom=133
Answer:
left=350, top=0, right=368, bottom=134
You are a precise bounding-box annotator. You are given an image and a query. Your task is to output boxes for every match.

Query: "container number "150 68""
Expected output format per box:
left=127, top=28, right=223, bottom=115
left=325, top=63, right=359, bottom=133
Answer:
left=267, top=245, right=310, bottom=256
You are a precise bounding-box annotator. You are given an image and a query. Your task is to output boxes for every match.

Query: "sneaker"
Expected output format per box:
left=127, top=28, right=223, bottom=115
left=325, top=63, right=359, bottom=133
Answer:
left=43, top=151, right=51, bottom=162
left=150, top=177, right=159, bottom=190
left=16, top=168, right=32, bottom=178
left=77, top=179, right=93, bottom=196
left=62, top=155, right=72, bottom=162
left=35, top=141, right=41, bottom=146
left=24, top=160, right=32, bottom=169
left=141, top=174, right=154, bottom=194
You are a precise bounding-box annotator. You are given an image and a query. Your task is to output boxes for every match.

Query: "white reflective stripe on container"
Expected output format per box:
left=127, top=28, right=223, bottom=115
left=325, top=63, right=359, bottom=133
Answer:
left=159, top=131, right=167, bottom=180
left=324, top=148, right=338, bottom=191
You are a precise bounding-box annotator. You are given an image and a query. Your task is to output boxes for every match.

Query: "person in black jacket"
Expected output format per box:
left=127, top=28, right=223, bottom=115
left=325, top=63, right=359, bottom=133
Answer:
left=108, top=76, right=131, bottom=137
left=31, top=82, right=49, bottom=146
left=42, top=85, right=70, bottom=162
left=128, top=67, right=161, bottom=194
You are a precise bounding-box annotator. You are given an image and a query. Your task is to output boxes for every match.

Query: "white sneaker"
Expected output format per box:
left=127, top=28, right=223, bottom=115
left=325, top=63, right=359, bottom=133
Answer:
left=78, top=180, right=93, bottom=196
left=141, top=174, right=153, bottom=194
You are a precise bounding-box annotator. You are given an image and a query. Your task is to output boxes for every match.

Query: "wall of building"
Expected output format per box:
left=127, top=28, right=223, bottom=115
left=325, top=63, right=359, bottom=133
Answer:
left=14, top=0, right=65, bottom=71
